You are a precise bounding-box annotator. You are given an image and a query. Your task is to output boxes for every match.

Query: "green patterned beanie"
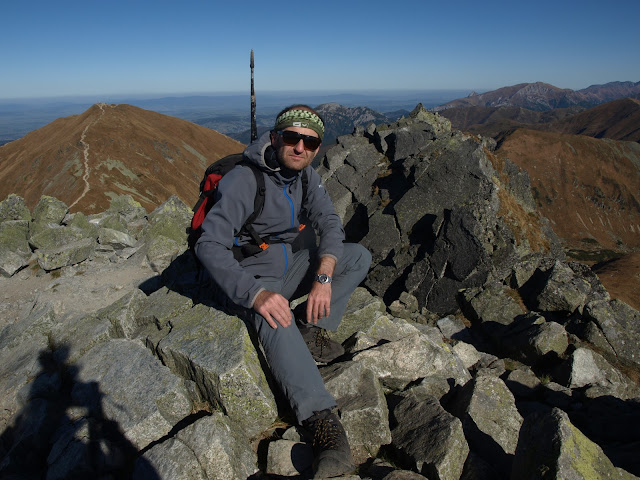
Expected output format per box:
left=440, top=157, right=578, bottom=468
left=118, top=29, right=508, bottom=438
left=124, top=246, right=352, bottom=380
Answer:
left=273, top=109, right=324, bottom=141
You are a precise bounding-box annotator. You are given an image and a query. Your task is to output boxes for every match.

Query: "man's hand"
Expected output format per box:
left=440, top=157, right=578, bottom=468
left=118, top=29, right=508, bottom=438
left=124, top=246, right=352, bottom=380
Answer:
left=306, top=281, right=332, bottom=325
left=306, top=256, right=336, bottom=325
left=253, top=290, right=292, bottom=329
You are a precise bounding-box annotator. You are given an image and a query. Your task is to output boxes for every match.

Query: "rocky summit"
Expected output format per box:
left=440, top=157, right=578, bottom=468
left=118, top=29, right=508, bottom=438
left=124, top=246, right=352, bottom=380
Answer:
left=1, top=106, right=639, bottom=479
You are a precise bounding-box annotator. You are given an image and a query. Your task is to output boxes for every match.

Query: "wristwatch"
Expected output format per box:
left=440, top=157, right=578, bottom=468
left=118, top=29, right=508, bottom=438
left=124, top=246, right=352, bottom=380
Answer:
left=315, top=273, right=332, bottom=284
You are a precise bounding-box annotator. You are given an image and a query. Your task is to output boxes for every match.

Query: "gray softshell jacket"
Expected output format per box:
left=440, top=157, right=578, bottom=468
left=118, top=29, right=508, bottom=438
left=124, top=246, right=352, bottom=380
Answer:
left=194, top=131, right=345, bottom=309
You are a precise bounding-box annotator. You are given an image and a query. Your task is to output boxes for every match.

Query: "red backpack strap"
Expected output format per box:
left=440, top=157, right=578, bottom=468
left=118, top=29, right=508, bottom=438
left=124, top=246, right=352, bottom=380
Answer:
left=190, top=172, right=223, bottom=229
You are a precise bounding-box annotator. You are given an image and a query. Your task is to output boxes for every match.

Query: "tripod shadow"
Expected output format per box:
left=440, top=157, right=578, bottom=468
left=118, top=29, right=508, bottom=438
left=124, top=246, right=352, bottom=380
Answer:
left=0, top=345, right=160, bottom=479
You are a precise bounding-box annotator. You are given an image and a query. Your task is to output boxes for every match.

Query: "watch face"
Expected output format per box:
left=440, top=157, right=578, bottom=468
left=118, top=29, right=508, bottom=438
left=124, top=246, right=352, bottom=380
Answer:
left=316, top=274, right=331, bottom=284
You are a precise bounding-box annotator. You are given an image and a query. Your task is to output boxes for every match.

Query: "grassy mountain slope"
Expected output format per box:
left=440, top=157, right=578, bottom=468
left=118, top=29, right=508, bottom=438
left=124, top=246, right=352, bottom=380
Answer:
left=0, top=103, right=244, bottom=213
left=494, top=128, right=640, bottom=260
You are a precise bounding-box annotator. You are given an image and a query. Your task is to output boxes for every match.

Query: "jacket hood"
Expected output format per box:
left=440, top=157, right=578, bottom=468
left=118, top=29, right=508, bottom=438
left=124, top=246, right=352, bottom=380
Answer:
left=243, top=131, right=279, bottom=173
left=242, top=131, right=303, bottom=185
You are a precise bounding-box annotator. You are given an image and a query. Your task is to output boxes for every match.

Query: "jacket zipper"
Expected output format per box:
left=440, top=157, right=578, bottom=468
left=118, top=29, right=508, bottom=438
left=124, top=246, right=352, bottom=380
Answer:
left=281, top=185, right=296, bottom=275
left=282, top=186, right=296, bottom=228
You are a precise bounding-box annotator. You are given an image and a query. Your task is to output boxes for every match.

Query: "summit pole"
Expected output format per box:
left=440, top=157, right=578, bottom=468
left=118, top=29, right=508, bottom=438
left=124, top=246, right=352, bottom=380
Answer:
left=250, top=50, right=257, bottom=143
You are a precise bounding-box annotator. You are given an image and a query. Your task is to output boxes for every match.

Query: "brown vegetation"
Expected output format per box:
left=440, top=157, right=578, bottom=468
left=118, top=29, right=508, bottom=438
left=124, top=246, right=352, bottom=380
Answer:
left=593, top=252, right=640, bottom=311
left=494, top=128, right=640, bottom=257
left=486, top=148, right=551, bottom=253
left=549, top=97, right=640, bottom=142
left=0, top=103, right=245, bottom=214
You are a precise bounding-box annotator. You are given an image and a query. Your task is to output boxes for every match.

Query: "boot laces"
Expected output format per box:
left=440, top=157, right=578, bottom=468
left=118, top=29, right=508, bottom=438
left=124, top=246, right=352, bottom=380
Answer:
left=313, top=328, right=330, bottom=356
left=311, top=415, right=343, bottom=451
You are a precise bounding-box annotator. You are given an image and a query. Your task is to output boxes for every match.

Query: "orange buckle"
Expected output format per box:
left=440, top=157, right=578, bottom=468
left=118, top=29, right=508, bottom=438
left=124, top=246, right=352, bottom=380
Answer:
left=298, top=223, right=306, bottom=231
left=259, top=242, right=269, bottom=250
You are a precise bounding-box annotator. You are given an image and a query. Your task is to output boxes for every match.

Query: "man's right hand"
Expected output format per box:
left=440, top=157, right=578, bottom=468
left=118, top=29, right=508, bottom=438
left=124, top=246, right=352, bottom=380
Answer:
left=253, top=290, right=292, bottom=329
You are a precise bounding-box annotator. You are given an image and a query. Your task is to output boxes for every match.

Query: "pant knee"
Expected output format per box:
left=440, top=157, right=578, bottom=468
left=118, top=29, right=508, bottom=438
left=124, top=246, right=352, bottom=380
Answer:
left=341, top=243, right=371, bottom=277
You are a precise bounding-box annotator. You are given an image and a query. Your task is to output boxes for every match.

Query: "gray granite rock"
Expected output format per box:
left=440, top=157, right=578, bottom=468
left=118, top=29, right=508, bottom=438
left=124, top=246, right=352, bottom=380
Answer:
left=266, top=440, right=313, bottom=477
left=0, top=219, right=31, bottom=259
left=352, top=333, right=471, bottom=390
left=32, top=195, right=68, bottom=226
left=321, top=361, right=391, bottom=460
left=449, top=375, right=523, bottom=475
left=98, top=227, right=137, bottom=249
left=553, top=347, right=640, bottom=400
left=0, top=194, right=32, bottom=222
left=0, top=248, right=29, bottom=277
left=70, top=338, right=193, bottom=450
left=391, top=392, right=468, bottom=480
left=584, top=299, right=640, bottom=369
left=512, top=408, right=638, bottom=480
left=157, top=304, right=277, bottom=437
left=36, top=237, right=96, bottom=271
left=534, top=261, right=592, bottom=314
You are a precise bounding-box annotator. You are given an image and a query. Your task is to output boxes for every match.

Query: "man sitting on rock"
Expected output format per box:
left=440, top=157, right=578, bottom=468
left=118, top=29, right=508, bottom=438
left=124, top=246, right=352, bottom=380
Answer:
left=195, top=104, right=371, bottom=478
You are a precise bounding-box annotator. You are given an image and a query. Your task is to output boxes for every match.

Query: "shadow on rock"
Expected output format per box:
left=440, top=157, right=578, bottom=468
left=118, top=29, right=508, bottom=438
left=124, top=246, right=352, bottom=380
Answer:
left=569, top=395, right=640, bottom=476
left=0, top=345, right=160, bottom=479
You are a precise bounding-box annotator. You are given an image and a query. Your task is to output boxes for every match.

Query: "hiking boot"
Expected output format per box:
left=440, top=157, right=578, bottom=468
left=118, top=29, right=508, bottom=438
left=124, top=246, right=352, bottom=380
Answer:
left=304, top=409, right=355, bottom=479
left=297, top=323, right=344, bottom=363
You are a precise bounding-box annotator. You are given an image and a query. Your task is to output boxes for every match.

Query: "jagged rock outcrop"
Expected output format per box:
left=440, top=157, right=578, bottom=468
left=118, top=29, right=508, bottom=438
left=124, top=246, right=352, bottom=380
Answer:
left=319, top=104, right=563, bottom=315
left=1, top=107, right=639, bottom=479
left=315, top=103, right=390, bottom=145
left=512, top=408, right=638, bottom=480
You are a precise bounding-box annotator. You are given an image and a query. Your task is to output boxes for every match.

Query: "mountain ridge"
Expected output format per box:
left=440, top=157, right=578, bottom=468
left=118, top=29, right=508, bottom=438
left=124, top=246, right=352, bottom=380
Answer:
left=0, top=103, right=244, bottom=214
left=435, top=80, right=640, bottom=112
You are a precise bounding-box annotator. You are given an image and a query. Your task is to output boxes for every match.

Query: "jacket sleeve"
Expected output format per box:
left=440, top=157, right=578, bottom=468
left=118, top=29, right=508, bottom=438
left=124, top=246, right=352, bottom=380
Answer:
left=194, top=166, right=265, bottom=309
left=303, top=167, right=345, bottom=262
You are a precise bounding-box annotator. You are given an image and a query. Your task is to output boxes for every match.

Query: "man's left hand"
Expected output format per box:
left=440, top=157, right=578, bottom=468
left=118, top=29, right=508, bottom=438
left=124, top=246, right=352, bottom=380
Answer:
left=306, top=281, right=332, bottom=325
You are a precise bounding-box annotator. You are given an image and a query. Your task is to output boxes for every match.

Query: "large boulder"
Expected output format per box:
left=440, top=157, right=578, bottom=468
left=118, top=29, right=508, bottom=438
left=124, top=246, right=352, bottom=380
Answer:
left=0, top=301, right=60, bottom=433
left=67, top=339, right=193, bottom=450
left=553, top=347, right=640, bottom=400
left=0, top=194, right=32, bottom=222
left=512, top=408, right=638, bottom=480
left=352, top=332, right=471, bottom=390
left=320, top=361, right=391, bottom=460
left=322, top=108, right=560, bottom=314
left=31, top=196, right=68, bottom=227
left=156, top=304, right=278, bottom=437
left=584, top=299, right=640, bottom=369
left=449, top=375, right=523, bottom=476
left=391, top=391, right=468, bottom=480
left=0, top=220, right=31, bottom=259
left=144, top=194, right=192, bottom=245
left=135, top=413, right=258, bottom=480
left=35, top=237, right=96, bottom=271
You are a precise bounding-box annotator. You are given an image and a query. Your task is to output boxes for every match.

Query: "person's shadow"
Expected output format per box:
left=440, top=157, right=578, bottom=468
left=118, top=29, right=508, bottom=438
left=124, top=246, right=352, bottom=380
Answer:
left=0, top=344, right=160, bottom=479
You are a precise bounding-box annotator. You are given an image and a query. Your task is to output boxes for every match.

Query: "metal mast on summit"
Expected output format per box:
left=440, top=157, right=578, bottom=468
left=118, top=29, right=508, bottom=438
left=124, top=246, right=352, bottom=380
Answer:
left=250, top=50, right=257, bottom=143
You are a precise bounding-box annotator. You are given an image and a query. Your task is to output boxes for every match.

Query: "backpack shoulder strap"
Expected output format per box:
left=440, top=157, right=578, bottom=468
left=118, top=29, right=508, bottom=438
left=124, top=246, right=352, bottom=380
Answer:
left=239, top=161, right=268, bottom=249
left=243, top=162, right=265, bottom=225
left=301, top=168, right=309, bottom=204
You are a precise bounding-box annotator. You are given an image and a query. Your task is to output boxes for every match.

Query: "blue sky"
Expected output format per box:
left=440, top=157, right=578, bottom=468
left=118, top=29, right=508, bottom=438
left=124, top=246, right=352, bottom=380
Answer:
left=2, top=0, right=639, bottom=99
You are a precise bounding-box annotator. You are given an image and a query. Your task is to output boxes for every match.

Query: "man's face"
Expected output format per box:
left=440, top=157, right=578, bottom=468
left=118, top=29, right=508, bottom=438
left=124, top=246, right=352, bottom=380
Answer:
left=271, top=126, right=321, bottom=171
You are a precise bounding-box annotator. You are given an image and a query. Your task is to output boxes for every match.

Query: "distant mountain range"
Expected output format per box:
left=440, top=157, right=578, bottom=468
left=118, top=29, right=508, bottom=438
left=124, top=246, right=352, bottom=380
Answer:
left=544, top=97, right=640, bottom=142
left=1, top=80, right=638, bottom=261
left=0, top=90, right=467, bottom=146
left=434, top=81, right=640, bottom=112
left=224, top=103, right=394, bottom=145
left=436, top=83, right=640, bottom=144
left=2, top=81, right=638, bottom=146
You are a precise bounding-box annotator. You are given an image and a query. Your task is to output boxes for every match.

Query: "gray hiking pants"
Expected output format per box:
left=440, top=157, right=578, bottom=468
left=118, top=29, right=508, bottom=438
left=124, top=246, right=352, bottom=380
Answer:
left=242, top=243, right=371, bottom=423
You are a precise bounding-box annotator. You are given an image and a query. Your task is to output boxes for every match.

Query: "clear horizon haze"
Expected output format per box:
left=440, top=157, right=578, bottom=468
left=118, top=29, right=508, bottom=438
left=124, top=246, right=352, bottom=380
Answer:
left=2, top=0, right=640, bottom=101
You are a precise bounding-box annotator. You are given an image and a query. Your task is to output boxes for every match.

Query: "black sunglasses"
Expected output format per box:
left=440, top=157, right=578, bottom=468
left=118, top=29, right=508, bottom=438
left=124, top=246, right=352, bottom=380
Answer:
left=277, top=130, right=322, bottom=150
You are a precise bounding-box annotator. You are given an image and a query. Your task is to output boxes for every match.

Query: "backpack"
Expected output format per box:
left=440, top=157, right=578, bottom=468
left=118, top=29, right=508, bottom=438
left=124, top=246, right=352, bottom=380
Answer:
left=188, top=153, right=309, bottom=262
